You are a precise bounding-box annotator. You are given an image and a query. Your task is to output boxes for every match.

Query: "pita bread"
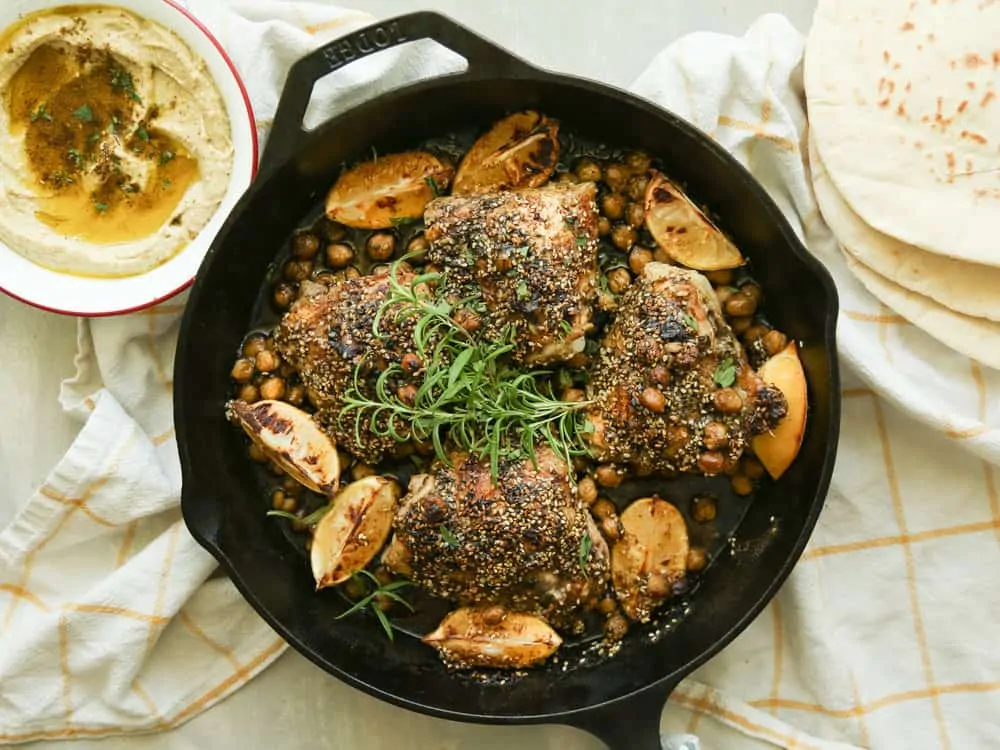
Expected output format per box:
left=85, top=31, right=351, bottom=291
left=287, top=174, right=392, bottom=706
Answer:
left=808, top=133, right=1000, bottom=322
left=804, top=0, right=1000, bottom=266
left=841, top=250, right=1000, bottom=370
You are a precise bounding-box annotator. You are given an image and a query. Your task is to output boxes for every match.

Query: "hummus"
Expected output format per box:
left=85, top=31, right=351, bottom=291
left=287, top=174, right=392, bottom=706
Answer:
left=0, top=5, right=234, bottom=277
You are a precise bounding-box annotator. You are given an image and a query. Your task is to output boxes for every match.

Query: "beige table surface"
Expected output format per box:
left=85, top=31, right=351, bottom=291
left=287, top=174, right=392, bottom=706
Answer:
left=1, top=0, right=817, bottom=747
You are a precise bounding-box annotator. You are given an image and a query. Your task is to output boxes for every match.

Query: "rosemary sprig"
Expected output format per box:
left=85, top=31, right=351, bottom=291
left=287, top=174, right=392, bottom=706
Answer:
left=266, top=503, right=332, bottom=526
left=338, top=258, right=594, bottom=479
left=335, top=570, right=414, bottom=641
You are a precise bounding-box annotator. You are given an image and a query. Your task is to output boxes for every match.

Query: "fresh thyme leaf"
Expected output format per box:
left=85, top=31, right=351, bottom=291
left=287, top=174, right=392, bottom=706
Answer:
left=72, top=104, right=94, bottom=122
left=713, top=357, right=737, bottom=388
left=576, top=235, right=588, bottom=247
left=425, top=176, right=441, bottom=197
left=683, top=311, right=698, bottom=331
left=439, top=524, right=460, bottom=548
left=30, top=104, right=52, bottom=122
left=578, top=531, right=593, bottom=574
left=515, top=280, right=530, bottom=301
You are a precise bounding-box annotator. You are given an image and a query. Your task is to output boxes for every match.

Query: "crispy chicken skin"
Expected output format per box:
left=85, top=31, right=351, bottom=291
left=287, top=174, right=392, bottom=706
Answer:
left=272, top=272, right=420, bottom=464
left=423, top=182, right=600, bottom=365
left=585, top=262, right=787, bottom=476
left=382, top=446, right=610, bottom=632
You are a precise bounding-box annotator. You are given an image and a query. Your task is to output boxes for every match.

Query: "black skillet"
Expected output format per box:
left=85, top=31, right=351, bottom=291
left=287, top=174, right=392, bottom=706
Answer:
left=174, top=11, right=841, bottom=749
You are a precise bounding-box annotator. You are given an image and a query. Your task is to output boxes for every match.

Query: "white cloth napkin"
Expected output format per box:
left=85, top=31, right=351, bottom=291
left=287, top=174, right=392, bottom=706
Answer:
left=3, top=4, right=999, bottom=749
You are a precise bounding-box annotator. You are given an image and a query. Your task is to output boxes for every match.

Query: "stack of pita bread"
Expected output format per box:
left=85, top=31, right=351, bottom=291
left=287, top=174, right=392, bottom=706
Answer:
left=804, top=0, right=1000, bottom=369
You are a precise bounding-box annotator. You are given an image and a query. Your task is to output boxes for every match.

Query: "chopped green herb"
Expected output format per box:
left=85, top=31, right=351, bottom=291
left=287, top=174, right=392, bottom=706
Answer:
left=390, top=216, right=415, bottom=227
left=267, top=503, right=332, bottom=526
left=162, top=178, right=172, bottom=188
left=93, top=200, right=109, bottom=213
left=158, top=150, right=175, bottom=166
left=135, top=123, right=149, bottom=142
left=683, top=311, right=698, bottom=331
left=578, top=532, right=593, bottom=574
left=425, top=176, right=441, bottom=197
left=49, top=170, right=75, bottom=187
left=576, top=235, right=588, bottom=247
left=86, top=132, right=102, bottom=146
left=713, top=357, right=737, bottom=388
left=559, top=319, right=574, bottom=335
left=30, top=104, right=52, bottom=122
left=110, top=66, right=142, bottom=103
left=439, top=524, right=460, bottom=548
left=67, top=149, right=84, bottom=169
left=516, top=280, right=530, bottom=301
left=71, top=104, right=94, bottom=123
left=335, top=570, right=414, bottom=641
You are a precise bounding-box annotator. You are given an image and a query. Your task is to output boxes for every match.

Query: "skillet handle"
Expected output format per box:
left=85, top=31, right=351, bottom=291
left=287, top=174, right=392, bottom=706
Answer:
left=261, top=10, right=538, bottom=173
left=562, top=682, right=678, bottom=750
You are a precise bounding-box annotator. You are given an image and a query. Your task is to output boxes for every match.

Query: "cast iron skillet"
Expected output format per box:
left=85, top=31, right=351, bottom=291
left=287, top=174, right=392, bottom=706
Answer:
left=175, top=11, right=841, bottom=749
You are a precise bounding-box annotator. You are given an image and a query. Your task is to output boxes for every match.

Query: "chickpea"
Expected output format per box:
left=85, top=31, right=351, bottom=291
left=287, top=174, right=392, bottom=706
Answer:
left=269, top=460, right=286, bottom=477
left=714, top=388, right=743, bottom=414
left=367, top=232, right=396, bottom=261
left=742, top=456, right=766, bottom=480
left=397, top=384, right=417, bottom=406
left=401, top=353, right=423, bottom=375
left=242, top=333, right=268, bottom=359
left=626, top=173, right=650, bottom=202
left=628, top=246, right=653, bottom=276
left=371, top=263, right=391, bottom=276
left=591, top=498, right=617, bottom=519
left=606, top=267, right=632, bottom=295
left=568, top=352, right=590, bottom=369
left=595, top=464, right=624, bottom=488
left=283, top=259, right=313, bottom=282
left=237, top=384, right=259, bottom=403
left=482, top=605, right=507, bottom=626
left=292, top=232, right=321, bottom=259
left=743, top=324, right=769, bottom=343
left=625, top=202, right=645, bottom=228
left=312, top=269, right=339, bottom=286
left=646, top=573, right=672, bottom=598
left=725, top=292, right=758, bottom=318
left=729, top=316, right=753, bottom=335
left=351, top=463, right=376, bottom=481
left=577, top=476, right=598, bottom=505
left=575, top=158, right=603, bottom=183
left=317, top=218, right=346, bottom=242
left=686, top=548, right=707, bottom=572
left=453, top=308, right=481, bottom=332
left=691, top=494, right=717, bottom=523
left=639, top=386, right=666, bottom=413
left=703, top=421, right=729, bottom=450
left=715, top=286, right=737, bottom=307
left=231, top=358, right=255, bottom=383
left=562, top=387, right=586, bottom=403
left=260, top=376, right=286, bottom=401
left=731, top=473, right=755, bottom=496
left=248, top=443, right=268, bottom=463
left=271, top=489, right=287, bottom=510
left=603, top=162, right=628, bottom=190
left=601, top=193, right=626, bottom=220
left=598, top=597, right=618, bottom=615
left=605, top=613, right=629, bottom=641
left=650, top=365, right=671, bottom=387
left=272, top=282, right=297, bottom=310
left=282, top=476, right=302, bottom=496
left=600, top=515, right=621, bottom=541
left=343, top=575, right=367, bottom=600
left=665, top=424, right=690, bottom=456
left=326, top=242, right=355, bottom=269
left=344, top=266, right=362, bottom=280
left=610, top=224, right=638, bottom=252
left=705, top=269, right=734, bottom=286
left=763, top=329, right=789, bottom=357
left=556, top=171, right=579, bottom=184
left=698, top=451, right=726, bottom=475
left=741, top=282, right=763, bottom=305
left=254, top=349, right=281, bottom=374
left=624, top=150, right=651, bottom=174
left=653, top=246, right=673, bottom=264
left=406, top=234, right=430, bottom=263
left=597, top=216, right=612, bottom=236
left=282, top=385, right=303, bottom=407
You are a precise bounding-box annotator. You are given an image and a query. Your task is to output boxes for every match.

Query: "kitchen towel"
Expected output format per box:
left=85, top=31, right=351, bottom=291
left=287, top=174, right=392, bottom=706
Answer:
left=1, top=3, right=998, bottom=749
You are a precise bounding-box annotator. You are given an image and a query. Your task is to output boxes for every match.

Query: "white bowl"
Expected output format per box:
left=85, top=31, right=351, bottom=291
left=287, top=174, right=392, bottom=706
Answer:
left=0, top=0, right=257, bottom=317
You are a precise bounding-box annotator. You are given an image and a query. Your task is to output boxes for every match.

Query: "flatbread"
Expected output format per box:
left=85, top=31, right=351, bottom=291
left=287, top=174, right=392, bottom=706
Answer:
left=804, top=0, right=1000, bottom=266
left=808, top=132, right=1000, bottom=322
left=841, top=250, right=1000, bottom=370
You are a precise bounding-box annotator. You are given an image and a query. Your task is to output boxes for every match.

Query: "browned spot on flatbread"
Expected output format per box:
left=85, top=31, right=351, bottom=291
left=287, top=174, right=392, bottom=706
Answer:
left=896, top=102, right=908, bottom=117
left=927, top=33, right=936, bottom=42
left=982, top=90, right=997, bottom=107
left=914, top=140, right=924, bottom=149
left=966, top=53, right=988, bottom=68
left=905, top=81, right=913, bottom=93
left=761, top=99, right=772, bottom=123
left=961, top=130, right=989, bottom=144
left=946, top=151, right=957, bottom=182
left=878, top=98, right=891, bottom=108
left=958, top=100, right=970, bottom=113
left=883, top=50, right=891, bottom=64
left=901, top=21, right=915, bottom=31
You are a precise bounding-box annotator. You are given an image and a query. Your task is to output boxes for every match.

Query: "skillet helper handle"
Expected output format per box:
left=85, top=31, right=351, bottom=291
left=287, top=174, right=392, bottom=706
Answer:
left=565, top=683, right=676, bottom=750
left=261, top=10, right=537, bottom=172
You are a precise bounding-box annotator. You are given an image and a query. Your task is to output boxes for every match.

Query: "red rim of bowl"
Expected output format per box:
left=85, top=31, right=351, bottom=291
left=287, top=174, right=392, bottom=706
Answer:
left=0, top=0, right=260, bottom=318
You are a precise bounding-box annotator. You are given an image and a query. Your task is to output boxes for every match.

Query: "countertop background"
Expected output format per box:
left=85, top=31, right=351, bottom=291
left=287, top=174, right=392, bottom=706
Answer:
left=1, top=1, right=816, bottom=747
